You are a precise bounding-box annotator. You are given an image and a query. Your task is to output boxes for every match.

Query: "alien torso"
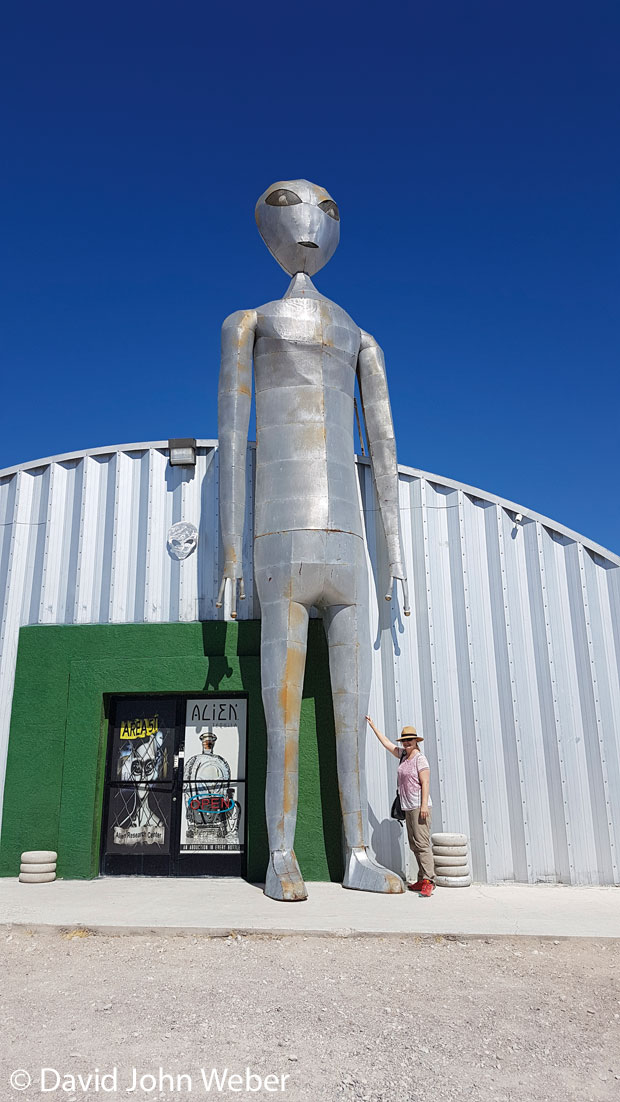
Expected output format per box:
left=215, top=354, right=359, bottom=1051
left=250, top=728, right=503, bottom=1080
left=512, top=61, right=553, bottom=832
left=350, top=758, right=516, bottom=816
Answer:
left=253, top=273, right=364, bottom=539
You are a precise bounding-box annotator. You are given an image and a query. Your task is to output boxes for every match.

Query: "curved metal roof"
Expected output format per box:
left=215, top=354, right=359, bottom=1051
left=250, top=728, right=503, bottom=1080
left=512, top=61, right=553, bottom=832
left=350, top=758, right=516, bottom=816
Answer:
left=2, top=440, right=618, bottom=567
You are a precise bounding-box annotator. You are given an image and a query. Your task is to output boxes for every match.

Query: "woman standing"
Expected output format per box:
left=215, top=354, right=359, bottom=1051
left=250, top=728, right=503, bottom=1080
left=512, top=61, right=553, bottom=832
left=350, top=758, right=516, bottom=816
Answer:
left=366, top=717, right=434, bottom=896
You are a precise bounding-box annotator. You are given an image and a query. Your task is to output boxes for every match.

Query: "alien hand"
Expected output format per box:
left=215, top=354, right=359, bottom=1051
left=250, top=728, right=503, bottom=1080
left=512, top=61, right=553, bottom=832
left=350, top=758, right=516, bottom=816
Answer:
left=384, top=563, right=410, bottom=617
left=215, top=561, right=246, bottom=620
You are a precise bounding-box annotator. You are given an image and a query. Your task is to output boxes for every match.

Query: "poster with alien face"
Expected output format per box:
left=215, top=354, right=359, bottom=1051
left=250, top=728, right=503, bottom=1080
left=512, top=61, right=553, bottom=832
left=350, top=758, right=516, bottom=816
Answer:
left=180, top=698, right=246, bottom=854
left=105, top=698, right=176, bottom=854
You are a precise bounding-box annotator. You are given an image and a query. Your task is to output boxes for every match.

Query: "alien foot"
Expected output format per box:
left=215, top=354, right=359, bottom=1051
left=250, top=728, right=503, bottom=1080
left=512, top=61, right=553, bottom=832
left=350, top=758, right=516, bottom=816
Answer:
left=264, top=849, right=308, bottom=902
left=343, top=847, right=405, bottom=894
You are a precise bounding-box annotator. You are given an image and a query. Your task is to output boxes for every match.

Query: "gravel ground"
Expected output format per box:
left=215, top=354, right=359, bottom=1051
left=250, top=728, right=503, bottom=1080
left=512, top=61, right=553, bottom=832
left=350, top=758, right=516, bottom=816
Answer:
left=1, top=927, right=619, bottom=1102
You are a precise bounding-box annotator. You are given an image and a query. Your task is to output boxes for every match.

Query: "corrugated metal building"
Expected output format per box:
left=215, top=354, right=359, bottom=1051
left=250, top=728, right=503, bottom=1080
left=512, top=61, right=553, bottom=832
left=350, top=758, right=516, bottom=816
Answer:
left=1, top=440, right=619, bottom=885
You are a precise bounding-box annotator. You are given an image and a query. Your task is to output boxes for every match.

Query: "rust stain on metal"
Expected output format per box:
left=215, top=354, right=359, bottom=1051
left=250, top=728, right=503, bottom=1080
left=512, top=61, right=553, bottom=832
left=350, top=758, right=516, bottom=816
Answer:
left=320, top=299, right=334, bottom=348
left=283, top=738, right=298, bottom=817
left=280, top=644, right=305, bottom=738
left=278, top=849, right=304, bottom=899
left=385, top=871, right=402, bottom=892
left=289, top=600, right=306, bottom=634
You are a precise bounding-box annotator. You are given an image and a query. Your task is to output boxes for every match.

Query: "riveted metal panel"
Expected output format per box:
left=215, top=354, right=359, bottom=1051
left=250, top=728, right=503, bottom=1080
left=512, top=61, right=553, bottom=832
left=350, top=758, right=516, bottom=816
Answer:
left=176, top=463, right=200, bottom=623
left=144, top=448, right=169, bottom=623
left=498, top=513, right=552, bottom=882
left=108, top=450, right=136, bottom=622
left=586, top=550, right=620, bottom=880
left=426, top=483, right=472, bottom=854
left=0, top=441, right=619, bottom=884
left=541, top=527, right=598, bottom=883
left=74, top=456, right=106, bottom=624
left=462, top=493, right=512, bottom=879
left=450, top=489, right=488, bottom=882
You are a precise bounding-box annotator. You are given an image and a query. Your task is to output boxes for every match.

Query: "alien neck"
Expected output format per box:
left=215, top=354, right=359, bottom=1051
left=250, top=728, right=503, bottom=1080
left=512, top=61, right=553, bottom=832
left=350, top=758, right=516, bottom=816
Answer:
left=284, top=272, right=320, bottom=299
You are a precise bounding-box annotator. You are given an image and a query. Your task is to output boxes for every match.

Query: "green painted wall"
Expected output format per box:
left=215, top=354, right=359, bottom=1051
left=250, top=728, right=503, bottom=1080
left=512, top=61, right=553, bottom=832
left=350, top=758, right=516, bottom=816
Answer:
left=0, top=620, right=343, bottom=883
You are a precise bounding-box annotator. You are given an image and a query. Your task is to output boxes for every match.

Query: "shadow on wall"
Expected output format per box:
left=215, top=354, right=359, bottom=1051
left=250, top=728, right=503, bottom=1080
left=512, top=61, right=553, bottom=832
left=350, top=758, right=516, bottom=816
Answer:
left=368, top=803, right=404, bottom=876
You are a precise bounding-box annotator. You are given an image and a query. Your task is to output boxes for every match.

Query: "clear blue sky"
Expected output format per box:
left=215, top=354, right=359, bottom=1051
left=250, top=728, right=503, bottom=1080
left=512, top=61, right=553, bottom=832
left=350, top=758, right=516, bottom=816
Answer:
left=2, top=3, right=619, bottom=551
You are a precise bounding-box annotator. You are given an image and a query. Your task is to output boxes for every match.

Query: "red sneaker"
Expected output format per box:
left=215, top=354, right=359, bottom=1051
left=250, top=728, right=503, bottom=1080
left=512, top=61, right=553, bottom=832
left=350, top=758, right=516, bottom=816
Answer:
left=419, top=879, right=435, bottom=897
left=408, top=880, right=424, bottom=892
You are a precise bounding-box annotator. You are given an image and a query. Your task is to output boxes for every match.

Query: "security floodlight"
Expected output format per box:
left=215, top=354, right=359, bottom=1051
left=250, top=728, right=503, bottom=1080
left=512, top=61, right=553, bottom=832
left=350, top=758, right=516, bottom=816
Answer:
left=168, top=438, right=197, bottom=467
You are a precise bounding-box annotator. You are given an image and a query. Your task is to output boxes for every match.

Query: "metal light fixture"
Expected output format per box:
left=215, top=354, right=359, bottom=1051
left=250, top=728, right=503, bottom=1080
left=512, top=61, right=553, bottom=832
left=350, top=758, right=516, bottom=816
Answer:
left=168, top=438, right=197, bottom=467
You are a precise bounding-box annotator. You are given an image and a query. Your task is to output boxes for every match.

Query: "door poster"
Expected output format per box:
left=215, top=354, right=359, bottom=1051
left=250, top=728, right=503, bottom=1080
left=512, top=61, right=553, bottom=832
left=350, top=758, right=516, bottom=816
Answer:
left=104, top=698, right=177, bottom=855
left=180, top=698, right=247, bottom=855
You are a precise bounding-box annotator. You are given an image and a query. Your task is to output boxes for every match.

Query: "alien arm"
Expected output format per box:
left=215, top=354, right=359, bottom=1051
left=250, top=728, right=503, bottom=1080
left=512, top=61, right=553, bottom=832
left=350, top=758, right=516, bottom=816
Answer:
left=357, top=329, right=410, bottom=615
left=216, top=308, right=257, bottom=618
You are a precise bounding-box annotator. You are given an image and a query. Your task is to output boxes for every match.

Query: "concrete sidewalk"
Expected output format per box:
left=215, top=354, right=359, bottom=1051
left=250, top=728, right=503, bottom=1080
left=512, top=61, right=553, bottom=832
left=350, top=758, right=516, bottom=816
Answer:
left=1, top=877, right=619, bottom=938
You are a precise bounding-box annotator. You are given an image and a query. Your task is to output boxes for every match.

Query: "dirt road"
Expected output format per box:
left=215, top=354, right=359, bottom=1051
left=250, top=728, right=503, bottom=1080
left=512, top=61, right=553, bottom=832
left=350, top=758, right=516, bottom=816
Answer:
left=1, top=928, right=619, bottom=1102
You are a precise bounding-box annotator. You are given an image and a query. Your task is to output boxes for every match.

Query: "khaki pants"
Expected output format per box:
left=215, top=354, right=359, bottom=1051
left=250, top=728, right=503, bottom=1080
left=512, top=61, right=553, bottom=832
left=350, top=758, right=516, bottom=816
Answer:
left=405, top=808, right=434, bottom=882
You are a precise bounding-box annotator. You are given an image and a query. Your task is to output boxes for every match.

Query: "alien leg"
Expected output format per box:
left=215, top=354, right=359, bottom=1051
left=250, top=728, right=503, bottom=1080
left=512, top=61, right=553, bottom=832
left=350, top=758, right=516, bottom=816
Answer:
left=323, top=596, right=404, bottom=895
left=260, top=592, right=310, bottom=901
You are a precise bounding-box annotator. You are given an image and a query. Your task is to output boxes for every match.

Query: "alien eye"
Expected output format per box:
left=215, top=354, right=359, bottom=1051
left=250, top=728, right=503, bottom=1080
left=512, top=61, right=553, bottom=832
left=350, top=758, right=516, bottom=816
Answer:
left=265, top=189, right=302, bottom=207
left=319, top=199, right=340, bottom=221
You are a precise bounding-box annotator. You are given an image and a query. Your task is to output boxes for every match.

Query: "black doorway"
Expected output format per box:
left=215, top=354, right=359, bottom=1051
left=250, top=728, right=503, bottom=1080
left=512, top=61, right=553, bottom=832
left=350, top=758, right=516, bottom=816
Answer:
left=100, top=694, right=248, bottom=877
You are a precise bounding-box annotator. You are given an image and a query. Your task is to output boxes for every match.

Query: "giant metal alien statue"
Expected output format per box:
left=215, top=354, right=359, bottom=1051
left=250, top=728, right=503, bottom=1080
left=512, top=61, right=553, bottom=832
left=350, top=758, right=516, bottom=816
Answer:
left=216, top=179, right=409, bottom=901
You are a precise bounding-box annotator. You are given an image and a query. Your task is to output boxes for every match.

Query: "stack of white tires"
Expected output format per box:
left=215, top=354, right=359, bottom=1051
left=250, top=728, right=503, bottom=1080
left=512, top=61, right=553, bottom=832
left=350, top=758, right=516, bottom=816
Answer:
left=432, top=833, right=471, bottom=887
left=19, top=850, right=57, bottom=884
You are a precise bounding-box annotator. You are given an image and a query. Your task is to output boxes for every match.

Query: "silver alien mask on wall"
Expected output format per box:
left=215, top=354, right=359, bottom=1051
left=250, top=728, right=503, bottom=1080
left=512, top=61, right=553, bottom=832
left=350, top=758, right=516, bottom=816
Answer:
left=217, top=179, right=409, bottom=900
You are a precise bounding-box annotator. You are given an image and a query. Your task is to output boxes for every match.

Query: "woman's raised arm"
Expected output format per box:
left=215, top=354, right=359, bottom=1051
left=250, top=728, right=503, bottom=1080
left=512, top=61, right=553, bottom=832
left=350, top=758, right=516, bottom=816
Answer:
left=365, top=716, right=400, bottom=758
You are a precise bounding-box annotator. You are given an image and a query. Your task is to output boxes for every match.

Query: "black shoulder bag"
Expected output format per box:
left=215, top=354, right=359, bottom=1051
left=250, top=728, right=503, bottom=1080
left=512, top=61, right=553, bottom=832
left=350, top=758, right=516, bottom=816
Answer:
left=390, top=751, right=406, bottom=822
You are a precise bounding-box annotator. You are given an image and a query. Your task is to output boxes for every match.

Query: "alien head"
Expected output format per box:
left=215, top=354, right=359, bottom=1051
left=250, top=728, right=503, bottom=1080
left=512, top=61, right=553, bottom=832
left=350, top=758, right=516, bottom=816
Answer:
left=167, top=521, right=199, bottom=561
left=255, top=178, right=340, bottom=277
left=126, top=732, right=164, bottom=792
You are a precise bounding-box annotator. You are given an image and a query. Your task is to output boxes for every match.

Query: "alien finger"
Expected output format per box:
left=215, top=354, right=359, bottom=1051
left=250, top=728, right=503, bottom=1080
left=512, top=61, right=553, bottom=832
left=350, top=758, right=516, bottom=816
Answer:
left=231, top=580, right=237, bottom=620
left=216, top=576, right=226, bottom=609
left=239, top=577, right=246, bottom=601
left=401, top=577, right=411, bottom=617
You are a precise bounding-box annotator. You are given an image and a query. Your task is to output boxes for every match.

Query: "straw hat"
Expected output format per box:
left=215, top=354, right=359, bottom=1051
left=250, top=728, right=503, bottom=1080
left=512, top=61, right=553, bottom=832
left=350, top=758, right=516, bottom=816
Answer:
left=397, top=725, right=423, bottom=741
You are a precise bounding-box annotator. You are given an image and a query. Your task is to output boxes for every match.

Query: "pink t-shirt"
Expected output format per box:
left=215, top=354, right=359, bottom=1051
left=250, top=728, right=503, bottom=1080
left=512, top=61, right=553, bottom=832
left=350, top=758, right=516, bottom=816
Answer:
left=397, top=751, right=432, bottom=811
